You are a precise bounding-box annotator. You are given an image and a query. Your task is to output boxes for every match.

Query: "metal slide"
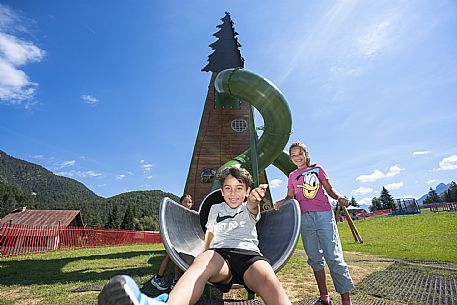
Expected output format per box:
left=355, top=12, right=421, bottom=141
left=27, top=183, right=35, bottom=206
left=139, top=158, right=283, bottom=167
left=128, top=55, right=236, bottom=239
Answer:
left=159, top=69, right=301, bottom=277
left=159, top=195, right=300, bottom=274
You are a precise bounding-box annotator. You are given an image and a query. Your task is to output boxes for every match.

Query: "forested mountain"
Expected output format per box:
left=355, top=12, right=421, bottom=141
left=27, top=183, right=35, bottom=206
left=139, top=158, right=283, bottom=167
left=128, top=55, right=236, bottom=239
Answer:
left=0, top=150, right=178, bottom=228
left=0, top=150, right=102, bottom=207
left=107, top=190, right=179, bottom=218
left=0, top=181, right=38, bottom=217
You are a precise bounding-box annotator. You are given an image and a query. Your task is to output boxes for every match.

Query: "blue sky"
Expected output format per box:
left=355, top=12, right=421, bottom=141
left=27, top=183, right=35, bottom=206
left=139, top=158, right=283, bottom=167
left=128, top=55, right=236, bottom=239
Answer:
left=1, top=1, right=456, bottom=207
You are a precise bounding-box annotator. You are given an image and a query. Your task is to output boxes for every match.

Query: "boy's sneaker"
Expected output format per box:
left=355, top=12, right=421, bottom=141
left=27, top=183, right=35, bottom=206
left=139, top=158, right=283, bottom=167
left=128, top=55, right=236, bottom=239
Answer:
left=170, top=280, right=178, bottom=290
left=151, top=275, right=169, bottom=291
left=98, top=275, right=168, bottom=305
left=313, top=297, right=333, bottom=305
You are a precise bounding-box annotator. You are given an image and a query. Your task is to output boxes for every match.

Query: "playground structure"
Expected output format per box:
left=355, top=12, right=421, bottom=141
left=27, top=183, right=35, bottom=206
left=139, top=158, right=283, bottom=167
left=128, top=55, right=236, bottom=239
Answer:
left=158, top=13, right=301, bottom=295
left=159, top=67, right=301, bottom=288
left=183, top=13, right=295, bottom=210
left=390, top=198, right=420, bottom=216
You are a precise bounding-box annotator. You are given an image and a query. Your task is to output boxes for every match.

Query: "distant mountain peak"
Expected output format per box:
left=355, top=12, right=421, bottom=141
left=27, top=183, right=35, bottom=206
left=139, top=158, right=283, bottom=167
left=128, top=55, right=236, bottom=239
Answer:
left=417, top=182, right=452, bottom=204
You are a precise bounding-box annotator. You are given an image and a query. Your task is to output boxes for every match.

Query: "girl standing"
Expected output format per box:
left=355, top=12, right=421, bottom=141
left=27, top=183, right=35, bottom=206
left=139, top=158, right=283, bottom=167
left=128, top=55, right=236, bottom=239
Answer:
left=275, top=141, right=354, bottom=305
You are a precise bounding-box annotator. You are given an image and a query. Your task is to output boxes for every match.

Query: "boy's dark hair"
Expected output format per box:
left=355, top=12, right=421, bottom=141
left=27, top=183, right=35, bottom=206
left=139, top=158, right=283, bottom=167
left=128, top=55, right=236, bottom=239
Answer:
left=216, top=167, right=252, bottom=189
left=179, top=194, right=192, bottom=203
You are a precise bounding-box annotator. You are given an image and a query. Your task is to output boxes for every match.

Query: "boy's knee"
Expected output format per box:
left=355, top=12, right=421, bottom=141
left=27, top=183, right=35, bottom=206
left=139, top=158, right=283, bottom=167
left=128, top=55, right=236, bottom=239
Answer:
left=193, top=250, right=225, bottom=272
left=245, top=261, right=277, bottom=286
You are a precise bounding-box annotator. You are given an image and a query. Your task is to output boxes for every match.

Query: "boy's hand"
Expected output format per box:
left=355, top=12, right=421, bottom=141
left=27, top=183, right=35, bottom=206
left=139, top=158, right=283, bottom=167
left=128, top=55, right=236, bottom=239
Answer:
left=248, top=184, right=268, bottom=203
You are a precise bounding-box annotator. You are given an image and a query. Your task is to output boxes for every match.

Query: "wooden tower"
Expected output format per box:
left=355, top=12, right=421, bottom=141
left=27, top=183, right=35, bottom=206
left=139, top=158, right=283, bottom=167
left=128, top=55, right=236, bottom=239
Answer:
left=184, top=12, right=271, bottom=209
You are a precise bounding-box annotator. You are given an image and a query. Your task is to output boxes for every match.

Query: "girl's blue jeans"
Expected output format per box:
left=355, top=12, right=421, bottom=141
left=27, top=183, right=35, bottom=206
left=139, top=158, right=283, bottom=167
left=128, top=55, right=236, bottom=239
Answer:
left=300, top=210, right=354, bottom=294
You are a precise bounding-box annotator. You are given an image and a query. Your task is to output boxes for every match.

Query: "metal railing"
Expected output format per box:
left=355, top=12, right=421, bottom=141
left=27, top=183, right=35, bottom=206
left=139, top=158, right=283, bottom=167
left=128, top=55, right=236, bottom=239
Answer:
left=0, top=223, right=162, bottom=257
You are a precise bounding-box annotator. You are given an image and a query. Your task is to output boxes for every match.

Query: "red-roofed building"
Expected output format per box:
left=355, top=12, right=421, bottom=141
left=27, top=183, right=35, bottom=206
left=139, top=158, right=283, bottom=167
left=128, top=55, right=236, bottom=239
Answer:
left=0, top=208, right=84, bottom=255
left=0, top=208, right=84, bottom=227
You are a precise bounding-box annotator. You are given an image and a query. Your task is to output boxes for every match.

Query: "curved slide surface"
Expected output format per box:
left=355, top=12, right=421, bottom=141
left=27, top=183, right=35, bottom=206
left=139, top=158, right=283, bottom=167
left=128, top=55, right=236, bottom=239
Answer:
left=214, top=68, right=294, bottom=175
left=160, top=196, right=301, bottom=274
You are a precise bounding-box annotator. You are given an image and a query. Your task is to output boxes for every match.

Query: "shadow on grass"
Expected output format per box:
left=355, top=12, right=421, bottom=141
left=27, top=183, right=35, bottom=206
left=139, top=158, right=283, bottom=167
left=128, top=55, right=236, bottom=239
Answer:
left=0, top=250, right=167, bottom=286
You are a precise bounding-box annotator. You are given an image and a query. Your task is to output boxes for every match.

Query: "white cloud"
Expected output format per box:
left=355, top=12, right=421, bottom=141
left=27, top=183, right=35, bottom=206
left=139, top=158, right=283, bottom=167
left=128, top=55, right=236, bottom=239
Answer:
left=384, top=182, right=403, bottom=191
left=427, top=179, right=437, bottom=184
left=385, top=165, right=403, bottom=177
left=358, top=18, right=394, bottom=58
left=437, top=155, right=457, bottom=171
left=0, top=5, right=44, bottom=106
left=269, top=179, right=283, bottom=189
left=358, top=197, right=372, bottom=204
left=352, top=186, right=373, bottom=195
left=55, top=160, right=76, bottom=168
left=356, top=169, right=383, bottom=182
left=56, top=170, right=102, bottom=178
left=356, top=164, right=403, bottom=182
left=81, top=94, right=100, bottom=106
left=413, top=151, right=430, bottom=155
left=116, top=174, right=126, bottom=180
left=140, top=160, right=153, bottom=172
left=142, top=164, right=152, bottom=171
left=0, top=33, right=42, bottom=65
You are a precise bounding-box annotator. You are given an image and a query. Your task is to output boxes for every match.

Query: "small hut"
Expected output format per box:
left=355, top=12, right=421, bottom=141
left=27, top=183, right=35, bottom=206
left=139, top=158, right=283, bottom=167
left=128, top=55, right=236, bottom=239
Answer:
left=0, top=208, right=84, bottom=255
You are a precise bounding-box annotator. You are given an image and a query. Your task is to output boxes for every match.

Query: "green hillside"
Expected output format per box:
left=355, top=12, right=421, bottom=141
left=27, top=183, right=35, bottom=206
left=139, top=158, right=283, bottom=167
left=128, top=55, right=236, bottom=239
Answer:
left=0, top=150, right=102, bottom=207
left=0, top=150, right=179, bottom=228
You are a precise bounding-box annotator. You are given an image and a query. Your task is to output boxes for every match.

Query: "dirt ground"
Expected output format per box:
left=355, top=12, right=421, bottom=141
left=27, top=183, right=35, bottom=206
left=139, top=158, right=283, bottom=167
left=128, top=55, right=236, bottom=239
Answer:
left=221, top=251, right=395, bottom=303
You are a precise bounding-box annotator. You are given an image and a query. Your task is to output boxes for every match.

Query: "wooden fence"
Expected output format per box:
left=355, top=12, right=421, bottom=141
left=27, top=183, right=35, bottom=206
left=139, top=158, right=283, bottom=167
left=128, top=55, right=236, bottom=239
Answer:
left=422, top=202, right=457, bottom=212
left=0, top=223, right=162, bottom=257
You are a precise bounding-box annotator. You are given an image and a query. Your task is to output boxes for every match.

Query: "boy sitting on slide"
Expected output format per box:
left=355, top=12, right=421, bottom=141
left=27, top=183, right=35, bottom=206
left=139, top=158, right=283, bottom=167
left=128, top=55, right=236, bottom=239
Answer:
left=98, top=166, right=291, bottom=305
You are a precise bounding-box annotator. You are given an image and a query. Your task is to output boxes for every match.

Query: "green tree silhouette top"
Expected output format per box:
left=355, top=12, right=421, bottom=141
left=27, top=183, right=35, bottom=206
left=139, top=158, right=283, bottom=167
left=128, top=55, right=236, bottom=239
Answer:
left=370, top=197, right=382, bottom=211
left=121, top=204, right=136, bottom=230
left=106, top=204, right=121, bottom=229
left=350, top=196, right=359, bottom=207
left=424, top=187, right=441, bottom=204
left=380, top=187, right=395, bottom=209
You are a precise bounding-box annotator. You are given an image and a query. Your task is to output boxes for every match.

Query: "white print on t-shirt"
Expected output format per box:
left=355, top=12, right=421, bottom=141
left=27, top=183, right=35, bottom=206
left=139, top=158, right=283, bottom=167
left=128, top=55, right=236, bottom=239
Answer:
left=216, top=221, right=246, bottom=231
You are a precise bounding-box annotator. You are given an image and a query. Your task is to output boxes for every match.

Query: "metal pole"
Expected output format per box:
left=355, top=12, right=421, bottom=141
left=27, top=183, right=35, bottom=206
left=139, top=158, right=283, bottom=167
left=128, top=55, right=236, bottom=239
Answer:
left=249, top=106, right=260, bottom=187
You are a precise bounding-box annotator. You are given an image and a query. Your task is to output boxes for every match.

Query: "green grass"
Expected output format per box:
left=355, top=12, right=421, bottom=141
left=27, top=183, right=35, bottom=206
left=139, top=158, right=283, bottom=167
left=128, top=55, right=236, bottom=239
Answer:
left=0, top=244, right=170, bottom=305
left=336, top=211, right=457, bottom=262
left=0, top=211, right=455, bottom=304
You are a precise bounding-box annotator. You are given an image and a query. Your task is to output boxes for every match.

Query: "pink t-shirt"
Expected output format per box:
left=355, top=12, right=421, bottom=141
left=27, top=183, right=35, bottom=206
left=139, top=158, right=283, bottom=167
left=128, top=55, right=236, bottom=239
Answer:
left=288, top=165, right=332, bottom=213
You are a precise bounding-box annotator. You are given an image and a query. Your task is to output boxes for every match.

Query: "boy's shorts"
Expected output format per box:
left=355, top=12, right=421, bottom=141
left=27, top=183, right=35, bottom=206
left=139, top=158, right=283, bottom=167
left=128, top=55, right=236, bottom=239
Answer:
left=210, top=248, right=270, bottom=293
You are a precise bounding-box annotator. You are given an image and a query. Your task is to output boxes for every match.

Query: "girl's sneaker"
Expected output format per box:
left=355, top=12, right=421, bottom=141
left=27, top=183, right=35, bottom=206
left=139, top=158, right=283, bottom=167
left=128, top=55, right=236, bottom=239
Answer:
left=151, top=275, right=169, bottom=291
left=170, top=280, right=178, bottom=290
left=98, top=275, right=169, bottom=305
left=313, top=297, right=333, bottom=305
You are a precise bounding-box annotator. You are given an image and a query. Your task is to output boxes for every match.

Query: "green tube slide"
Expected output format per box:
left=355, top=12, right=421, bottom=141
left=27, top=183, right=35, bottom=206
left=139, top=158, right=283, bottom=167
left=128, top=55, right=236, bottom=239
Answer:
left=273, top=151, right=297, bottom=176
left=213, top=68, right=296, bottom=182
